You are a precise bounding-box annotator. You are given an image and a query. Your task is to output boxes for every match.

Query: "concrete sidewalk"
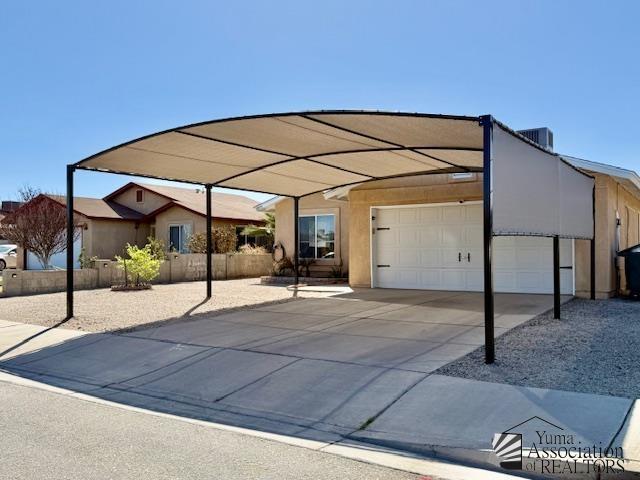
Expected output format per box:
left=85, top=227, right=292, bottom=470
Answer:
left=1, top=314, right=638, bottom=478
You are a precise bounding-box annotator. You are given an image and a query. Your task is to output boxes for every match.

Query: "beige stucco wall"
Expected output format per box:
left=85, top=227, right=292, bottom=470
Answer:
left=575, top=173, right=640, bottom=298
left=111, top=187, right=170, bottom=215
left=274, top=193, right=350, bottom=274
left=349, top=173, right=483, bottom=287
left=84, top=219, right=150, bottom=259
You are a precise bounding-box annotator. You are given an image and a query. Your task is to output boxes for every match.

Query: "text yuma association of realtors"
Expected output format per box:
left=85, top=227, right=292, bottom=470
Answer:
left=524, top=430, right=624, bottom=474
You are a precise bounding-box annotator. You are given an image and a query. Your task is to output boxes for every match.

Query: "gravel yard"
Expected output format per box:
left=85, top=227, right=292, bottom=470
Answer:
left=0, top=278, right=340, bottom=332
left=437, top=298, right=640, bottom=398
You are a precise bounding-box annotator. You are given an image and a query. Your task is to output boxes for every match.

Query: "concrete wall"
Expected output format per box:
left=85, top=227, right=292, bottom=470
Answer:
left=2, top=269, right=98, bottom=296
left=274, top=193, right=349, bottom=276
left=2, top=253, right=272, bottom=297
left=348, top=173, right=482, bottom=287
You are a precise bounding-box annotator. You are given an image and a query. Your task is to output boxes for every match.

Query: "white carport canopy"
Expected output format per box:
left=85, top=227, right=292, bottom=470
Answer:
left=75, top=111, right=594, bottom=238
left=68, top=111, right=596, bottom=363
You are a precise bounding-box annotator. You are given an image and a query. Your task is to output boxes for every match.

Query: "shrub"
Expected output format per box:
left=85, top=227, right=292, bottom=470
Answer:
left=146, top=236, right=167, bottom=261
left=329, top=259, right=346, bottom=279
left=116, top=243, right=162, bottom=286
left=187, top=227, right=236, bottom=254
left=237, top=244, right=267, bottom=255
left=78, top=248, right=98, bottom=269
left=272, top=256, right=294, bottom=276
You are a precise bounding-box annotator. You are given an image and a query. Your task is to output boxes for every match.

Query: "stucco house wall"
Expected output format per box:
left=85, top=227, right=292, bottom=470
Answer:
left=83, top=218, right=150, bottom=259
left=574, top=173, right=640, bottom=298
left=274, top=193, right=350, bottom=275
left=110, top=187, right=169, bottom=215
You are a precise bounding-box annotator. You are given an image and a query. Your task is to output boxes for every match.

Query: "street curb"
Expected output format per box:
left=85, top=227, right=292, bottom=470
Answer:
left=0, top=370, right=524, bottom=480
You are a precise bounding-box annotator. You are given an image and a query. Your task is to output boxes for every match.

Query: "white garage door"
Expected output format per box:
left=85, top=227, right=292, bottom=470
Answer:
left=372, top=203, right=574, bottom=294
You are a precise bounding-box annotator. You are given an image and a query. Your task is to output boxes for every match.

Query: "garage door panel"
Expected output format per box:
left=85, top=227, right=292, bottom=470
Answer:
left=420, top=270, right=442, bottom=288
left=465, top=204, right=483, bottom=221
left=420, top=227, right=441, bottom=245
left=398, top=249, right=420, bottom=267
left=443, top=205, right=466, bottom=223
left=419, top=207, right=442, bottom=223
left=442, top=225, right=464, bottom=247
left=442, top=270, right=465, bottom=289
left=466, top=270, right=484, bottom=290
left=398, top=209, right=420, bottom=224
left=376, top=230, right=397, bottom=247
left=495, top=272, right=516, bottom=292
left=377, top=249, right=397, bottom=265
left=420, top=249, right=442, bottom=268
left=398, top=227, right=420, bottom=247
left=465, top=225, right=483, bottom=246
left=515, top=247, right=546, bottom=268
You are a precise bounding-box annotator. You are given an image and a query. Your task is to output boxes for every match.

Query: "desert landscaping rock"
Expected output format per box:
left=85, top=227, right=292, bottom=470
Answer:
left=0, top=278, right=338, bottom=333
left=436, top=298, right=640, bottom=398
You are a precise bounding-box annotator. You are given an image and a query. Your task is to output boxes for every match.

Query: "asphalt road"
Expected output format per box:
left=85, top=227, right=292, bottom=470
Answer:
left=0, top=381, right=421, bottom=480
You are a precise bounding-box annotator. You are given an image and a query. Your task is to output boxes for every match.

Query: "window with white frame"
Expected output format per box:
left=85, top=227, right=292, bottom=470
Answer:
left=299, top=214, right=335, bottom=259
left=168, top=224, right=192, bottom=253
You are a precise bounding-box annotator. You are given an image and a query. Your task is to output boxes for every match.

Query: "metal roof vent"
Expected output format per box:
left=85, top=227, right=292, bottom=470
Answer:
left=517, top=127, right=554, bottom=151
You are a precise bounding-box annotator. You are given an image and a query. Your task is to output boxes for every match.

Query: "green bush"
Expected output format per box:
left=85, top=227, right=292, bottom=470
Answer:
left=116, top=243, right=162, bottom=286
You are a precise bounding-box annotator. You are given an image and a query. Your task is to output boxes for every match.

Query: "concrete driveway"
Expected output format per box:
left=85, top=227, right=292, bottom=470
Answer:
left=1, top=289, right=562, bottom=442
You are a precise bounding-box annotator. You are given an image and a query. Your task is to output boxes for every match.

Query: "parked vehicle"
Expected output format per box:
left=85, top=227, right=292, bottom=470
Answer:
left=0, top=244, right=17, bottom=270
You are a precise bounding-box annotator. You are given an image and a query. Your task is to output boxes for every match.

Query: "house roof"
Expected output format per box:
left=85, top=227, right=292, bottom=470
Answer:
left=47, top=195, right=145, bottom=221
left=562, top=155, right=640, bottom=197
left=127, top=183, right=264, bottom=222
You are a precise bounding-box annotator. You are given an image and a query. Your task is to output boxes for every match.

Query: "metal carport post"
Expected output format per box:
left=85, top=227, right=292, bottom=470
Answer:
left=66, top=165, right=75, bottom=319
left=293, top=197, right=299, bottom=286
left=206, top=184, right=212, bottom=298
left=480, top=115, right=495, bottom=364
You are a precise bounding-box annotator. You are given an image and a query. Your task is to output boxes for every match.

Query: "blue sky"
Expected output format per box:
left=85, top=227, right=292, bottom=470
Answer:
left=1, top=1, right=639, bottom=203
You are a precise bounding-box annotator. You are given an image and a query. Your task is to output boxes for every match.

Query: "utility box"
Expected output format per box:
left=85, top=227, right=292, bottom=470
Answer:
left=618, top=243, right=640, bottom=299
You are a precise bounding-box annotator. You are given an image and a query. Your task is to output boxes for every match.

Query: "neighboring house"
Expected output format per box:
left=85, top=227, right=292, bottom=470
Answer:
left=258, top=134, right=640, bottom=299
left=11, top=183, right=264, bottom=270
left=105, top=183, right=266, bottom=253
left=0, top=200, right=23, bottom=245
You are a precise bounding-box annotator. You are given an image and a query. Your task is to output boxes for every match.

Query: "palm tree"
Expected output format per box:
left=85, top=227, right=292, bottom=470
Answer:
left=241, top=212, right=275, bottom=246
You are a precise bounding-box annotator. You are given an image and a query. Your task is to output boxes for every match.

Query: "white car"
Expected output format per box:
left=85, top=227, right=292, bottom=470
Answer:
left=0, top=244, right=17, bottom=271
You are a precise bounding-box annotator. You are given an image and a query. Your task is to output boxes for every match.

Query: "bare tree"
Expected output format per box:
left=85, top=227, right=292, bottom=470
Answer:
left=17, top=184, right=41, bottom=203
left=0, top=192, right=80, bottom=269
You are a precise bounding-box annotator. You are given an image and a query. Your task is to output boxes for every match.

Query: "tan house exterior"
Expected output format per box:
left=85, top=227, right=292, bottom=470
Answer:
left=14, top=183, right=264, bottom=269
left=263, top=159, right=640, bottom=299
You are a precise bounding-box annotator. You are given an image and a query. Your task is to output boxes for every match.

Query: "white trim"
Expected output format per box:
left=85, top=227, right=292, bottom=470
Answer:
left=373, top=200, right=482, bottom=210
left=562, top=155, right=640, bottom=196
left=323, top=185, right=359, bottom=200
left=255, top=196, right=283, bottom=212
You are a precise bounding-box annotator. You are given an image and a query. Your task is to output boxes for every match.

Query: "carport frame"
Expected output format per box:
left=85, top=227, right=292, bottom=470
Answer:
left=64, top=111, right=596, bottom=364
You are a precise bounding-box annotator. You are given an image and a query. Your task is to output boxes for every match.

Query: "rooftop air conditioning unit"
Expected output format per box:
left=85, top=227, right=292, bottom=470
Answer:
left=517, top=127, right=554, bottom=151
